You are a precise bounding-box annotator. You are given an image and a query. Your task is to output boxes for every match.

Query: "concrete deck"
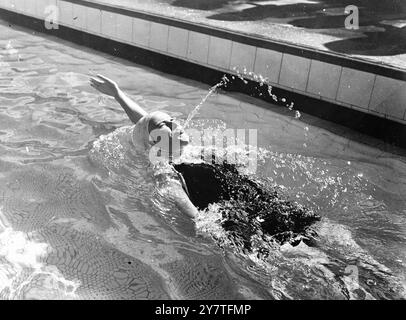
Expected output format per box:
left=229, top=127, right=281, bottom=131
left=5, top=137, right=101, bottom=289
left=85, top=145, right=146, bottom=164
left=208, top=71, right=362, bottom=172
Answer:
left=97, top=0, right=406, bottom=70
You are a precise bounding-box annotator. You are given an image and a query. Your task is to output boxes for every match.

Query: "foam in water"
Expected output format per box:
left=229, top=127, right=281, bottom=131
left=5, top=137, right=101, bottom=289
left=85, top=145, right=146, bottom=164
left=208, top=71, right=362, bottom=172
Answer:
left=0, top=208, right=80, bottom=300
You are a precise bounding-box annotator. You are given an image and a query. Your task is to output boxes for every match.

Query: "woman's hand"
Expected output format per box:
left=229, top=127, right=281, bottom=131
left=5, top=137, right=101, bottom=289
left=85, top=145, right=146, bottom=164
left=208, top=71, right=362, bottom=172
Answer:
left=90, top=74, right=120, bottom=98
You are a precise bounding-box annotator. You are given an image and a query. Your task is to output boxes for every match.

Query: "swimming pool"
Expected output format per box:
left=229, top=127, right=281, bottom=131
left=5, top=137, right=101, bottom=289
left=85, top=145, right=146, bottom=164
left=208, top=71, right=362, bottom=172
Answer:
left=0, top=20, right=405, bottom=300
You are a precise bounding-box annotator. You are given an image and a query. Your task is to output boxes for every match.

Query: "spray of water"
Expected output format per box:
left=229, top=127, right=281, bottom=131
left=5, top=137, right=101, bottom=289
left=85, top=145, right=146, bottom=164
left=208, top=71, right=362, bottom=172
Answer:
left=182, top=75, right=230, bottom=129
left=182, top=67, right=304, bottom=132
left=232, top=66, right=302, bottom=119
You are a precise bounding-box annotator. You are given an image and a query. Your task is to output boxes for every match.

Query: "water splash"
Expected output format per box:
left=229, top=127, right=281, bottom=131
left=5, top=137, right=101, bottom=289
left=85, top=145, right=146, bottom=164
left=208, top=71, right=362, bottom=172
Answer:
left=182, top=67, right=305, bottom=132
left=232, top=67, right=304, bottom=119
left=182, top=75, right=229, bottom=129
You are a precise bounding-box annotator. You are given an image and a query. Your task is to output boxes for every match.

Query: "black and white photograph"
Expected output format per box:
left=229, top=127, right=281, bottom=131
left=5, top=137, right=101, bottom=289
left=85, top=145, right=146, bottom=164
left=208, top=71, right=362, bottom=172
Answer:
left=0, top=0, right=405, bottom=305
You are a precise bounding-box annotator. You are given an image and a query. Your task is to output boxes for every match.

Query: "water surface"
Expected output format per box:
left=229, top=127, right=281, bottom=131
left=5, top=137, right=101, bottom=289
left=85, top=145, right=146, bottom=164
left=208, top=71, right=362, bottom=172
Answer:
left=0, top=21, right=405, bottom=299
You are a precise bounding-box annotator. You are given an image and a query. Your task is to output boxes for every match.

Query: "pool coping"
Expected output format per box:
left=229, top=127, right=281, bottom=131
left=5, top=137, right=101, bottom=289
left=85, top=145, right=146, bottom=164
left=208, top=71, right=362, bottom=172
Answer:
left=63, top=0, right=406, bottom=80
left=0, top=1, right=405, bottom=149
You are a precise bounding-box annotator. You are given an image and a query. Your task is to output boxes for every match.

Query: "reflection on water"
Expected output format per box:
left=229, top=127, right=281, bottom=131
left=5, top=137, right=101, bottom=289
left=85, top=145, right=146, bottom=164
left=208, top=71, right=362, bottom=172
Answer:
left=0, top=21, right=405, bottom=299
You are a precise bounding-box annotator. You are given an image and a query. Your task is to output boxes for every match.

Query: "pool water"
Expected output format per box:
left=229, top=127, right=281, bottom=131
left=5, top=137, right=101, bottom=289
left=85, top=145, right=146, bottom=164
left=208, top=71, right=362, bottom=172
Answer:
left=0, top=21, right=405, bottom=300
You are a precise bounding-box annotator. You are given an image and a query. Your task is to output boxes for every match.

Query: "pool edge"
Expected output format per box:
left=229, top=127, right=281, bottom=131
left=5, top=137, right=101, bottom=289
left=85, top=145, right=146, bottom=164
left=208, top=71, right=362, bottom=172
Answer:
left=0, top=5, right=405, bottom=149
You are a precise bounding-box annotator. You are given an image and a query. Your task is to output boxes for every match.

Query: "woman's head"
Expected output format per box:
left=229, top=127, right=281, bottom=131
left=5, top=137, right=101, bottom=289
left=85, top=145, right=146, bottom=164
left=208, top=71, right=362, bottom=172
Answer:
left=147, top=111, right=189, bottom=160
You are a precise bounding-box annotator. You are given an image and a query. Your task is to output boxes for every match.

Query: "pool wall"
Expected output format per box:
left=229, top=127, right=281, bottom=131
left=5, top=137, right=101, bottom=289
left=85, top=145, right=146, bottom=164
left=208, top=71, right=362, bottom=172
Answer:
left=1, top=0, right=405, bottom=147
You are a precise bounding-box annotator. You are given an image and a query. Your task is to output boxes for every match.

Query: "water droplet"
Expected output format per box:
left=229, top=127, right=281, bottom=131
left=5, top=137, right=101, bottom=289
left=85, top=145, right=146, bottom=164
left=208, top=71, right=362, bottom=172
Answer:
left=366, top=279, right=376, bottom=286
left=267, top=85, right=273, bottom=95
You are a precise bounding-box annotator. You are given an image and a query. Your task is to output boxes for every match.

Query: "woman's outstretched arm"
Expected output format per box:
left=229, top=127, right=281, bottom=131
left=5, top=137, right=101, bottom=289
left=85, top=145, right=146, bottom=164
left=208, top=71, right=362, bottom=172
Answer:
left=90, top=74, right=147, bottom=124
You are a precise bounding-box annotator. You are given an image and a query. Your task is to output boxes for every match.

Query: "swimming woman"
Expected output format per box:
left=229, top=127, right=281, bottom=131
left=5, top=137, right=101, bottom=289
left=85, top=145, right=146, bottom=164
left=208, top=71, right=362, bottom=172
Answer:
left=90, top=74, right=199, bottom=218
left=90, top=74, right=320, bottom=252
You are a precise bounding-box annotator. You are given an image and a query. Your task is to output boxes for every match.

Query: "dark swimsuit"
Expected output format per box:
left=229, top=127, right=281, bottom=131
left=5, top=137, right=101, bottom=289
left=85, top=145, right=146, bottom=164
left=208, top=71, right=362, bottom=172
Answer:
left=172, top=161, right=320, bottom=255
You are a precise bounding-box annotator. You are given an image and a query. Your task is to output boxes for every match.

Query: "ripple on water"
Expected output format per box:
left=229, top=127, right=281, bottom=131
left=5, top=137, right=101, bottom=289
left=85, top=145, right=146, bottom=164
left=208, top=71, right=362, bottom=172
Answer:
left=0, top=165, right=112, bottom=232
left=1, top=23, right=406, bottom=300
left=0, top=164, right=171, bottom=299
left=161, top=249, right=242, bottom=300
left=38, top=224, right=169, bottom=300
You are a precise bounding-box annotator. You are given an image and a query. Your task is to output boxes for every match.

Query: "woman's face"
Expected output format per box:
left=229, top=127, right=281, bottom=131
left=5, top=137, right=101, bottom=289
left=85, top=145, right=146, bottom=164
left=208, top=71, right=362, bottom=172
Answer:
left=148, top=112, right=189, bottom=158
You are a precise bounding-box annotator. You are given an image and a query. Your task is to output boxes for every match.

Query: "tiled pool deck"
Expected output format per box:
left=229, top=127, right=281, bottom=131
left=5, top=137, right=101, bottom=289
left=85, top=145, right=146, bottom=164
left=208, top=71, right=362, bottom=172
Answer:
left=94, top=0, right=406, bottom=71
left=0, top=0, right=405, bottom=146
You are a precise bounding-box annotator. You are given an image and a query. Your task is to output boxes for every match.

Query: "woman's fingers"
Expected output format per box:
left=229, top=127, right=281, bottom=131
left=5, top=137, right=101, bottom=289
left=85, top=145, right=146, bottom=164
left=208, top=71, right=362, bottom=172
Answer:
left=90, top=78, right=105, bottom=93
left=90, top=75, right=116, bottom=96
left=96, top=74, right=112, bottom=82
left=90, top=77, right=103, bottom=85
